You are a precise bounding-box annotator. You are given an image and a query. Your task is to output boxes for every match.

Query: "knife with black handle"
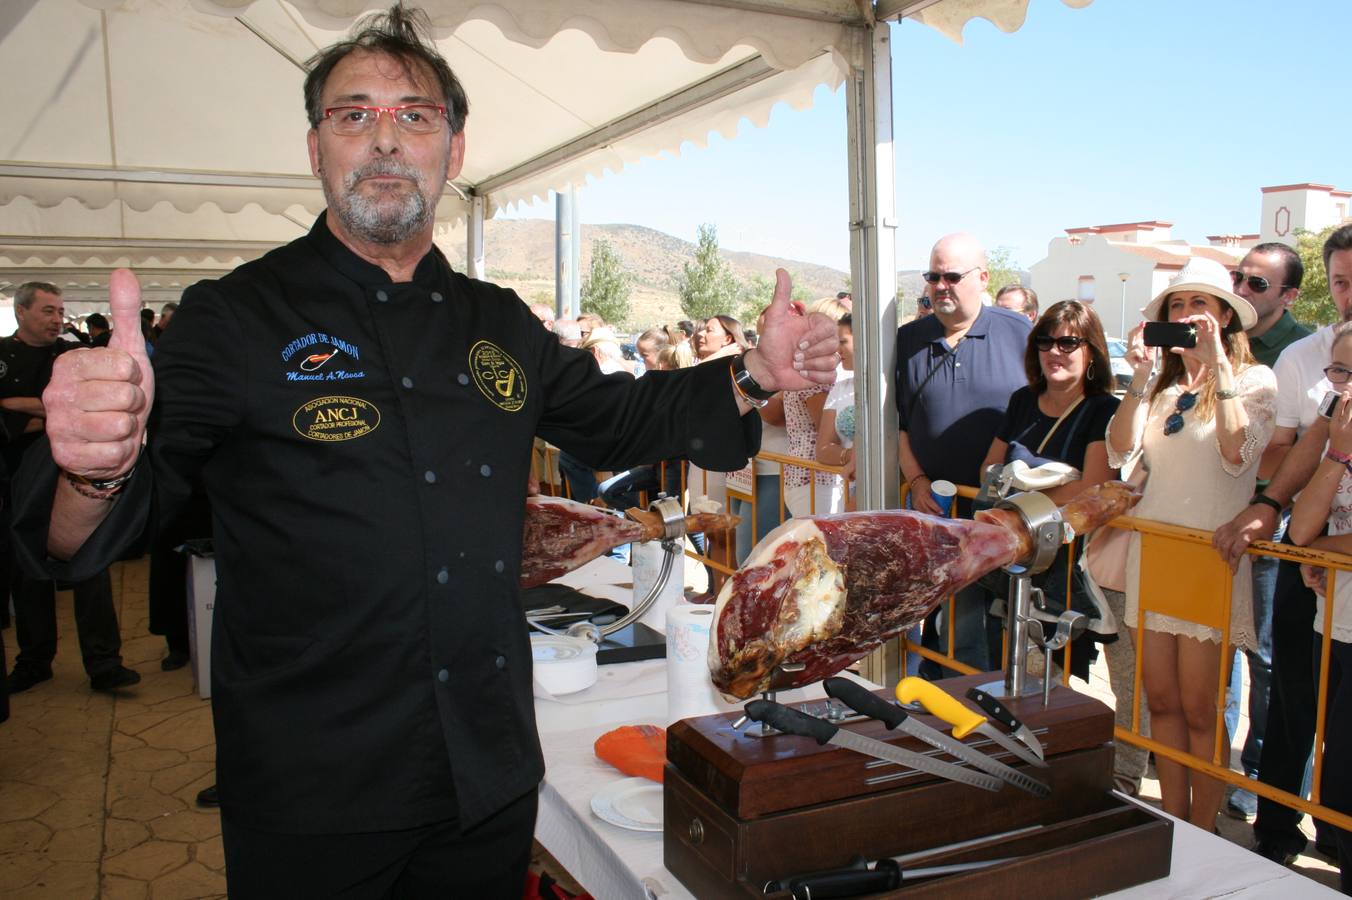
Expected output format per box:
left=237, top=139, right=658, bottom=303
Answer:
left=966, top=686, right=1046, bottom=761
left=774, top=855, right=1012, bottom=898
left=742, top=700, right=1002, bottom=792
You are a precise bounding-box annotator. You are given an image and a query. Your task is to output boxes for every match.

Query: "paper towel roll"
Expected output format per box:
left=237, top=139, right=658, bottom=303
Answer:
left=666, top=603, right=740, bottom=724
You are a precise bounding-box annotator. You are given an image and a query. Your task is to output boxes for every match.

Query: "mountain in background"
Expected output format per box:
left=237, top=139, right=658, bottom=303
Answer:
left=437, top=219, right=937, bottom=329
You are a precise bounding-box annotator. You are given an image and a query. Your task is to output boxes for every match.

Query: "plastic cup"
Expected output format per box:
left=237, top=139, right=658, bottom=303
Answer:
left=930, top=480, right=957, bottom=516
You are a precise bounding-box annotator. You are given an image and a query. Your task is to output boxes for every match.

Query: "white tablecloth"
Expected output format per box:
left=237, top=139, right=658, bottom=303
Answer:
left=533, top=560, right=1339, bottom=900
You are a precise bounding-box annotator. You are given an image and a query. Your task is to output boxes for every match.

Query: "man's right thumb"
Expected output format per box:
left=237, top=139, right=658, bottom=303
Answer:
left=107, top=268, right=144, bottom=353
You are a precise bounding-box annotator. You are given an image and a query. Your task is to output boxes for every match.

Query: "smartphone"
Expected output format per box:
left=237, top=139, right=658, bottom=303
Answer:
left=1143, top=321, right=1198, bottom=349
left=1319, top=390, right=1340, bottom=419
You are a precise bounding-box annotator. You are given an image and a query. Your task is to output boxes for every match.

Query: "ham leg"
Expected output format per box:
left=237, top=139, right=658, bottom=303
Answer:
left=709, top=481, right=1140, bottom=697
left=519, top=495, right=737, bottom=589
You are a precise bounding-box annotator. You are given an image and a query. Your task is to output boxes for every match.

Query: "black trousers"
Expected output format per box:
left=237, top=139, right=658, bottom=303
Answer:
left=221, top=788, right=538, bottom=899
left=1320, top=637, right=1351, bottom=894
left=13, top=568, right=124, bottom=677
left=1253, top=556, right=1331, bottom=852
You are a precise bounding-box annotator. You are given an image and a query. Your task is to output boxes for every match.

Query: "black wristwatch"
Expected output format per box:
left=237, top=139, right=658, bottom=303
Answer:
left=1249, top=493, right=1283, bottom=514
left=729, top=353, right=777, bottom=403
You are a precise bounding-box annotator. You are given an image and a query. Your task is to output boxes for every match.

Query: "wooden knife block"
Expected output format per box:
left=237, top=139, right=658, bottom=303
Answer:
left=664, top=672, right=1173, bottom=899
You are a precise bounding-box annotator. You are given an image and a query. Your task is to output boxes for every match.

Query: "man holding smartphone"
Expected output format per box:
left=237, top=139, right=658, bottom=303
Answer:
left=1214, top=227, right=1352, bottom=864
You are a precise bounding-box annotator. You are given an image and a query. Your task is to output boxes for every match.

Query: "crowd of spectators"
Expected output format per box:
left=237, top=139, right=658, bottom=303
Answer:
left=527, top=227, right=1351, bottom=885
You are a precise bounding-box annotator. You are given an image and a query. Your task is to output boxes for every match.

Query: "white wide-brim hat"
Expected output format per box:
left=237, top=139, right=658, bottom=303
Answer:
left=1143, top=256, right=1257, bottom=330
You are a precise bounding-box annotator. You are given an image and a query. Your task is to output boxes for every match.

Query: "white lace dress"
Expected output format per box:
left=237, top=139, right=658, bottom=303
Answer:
left=1107, top=364, right=1277, bottom=648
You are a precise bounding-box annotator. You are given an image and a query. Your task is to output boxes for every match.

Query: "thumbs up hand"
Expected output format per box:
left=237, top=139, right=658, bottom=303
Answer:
left=43, top=269, right=155, bottom=481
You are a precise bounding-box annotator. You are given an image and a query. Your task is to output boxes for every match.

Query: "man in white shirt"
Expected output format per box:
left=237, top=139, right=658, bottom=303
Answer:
left=1213, top=224, right=1352, bottom=864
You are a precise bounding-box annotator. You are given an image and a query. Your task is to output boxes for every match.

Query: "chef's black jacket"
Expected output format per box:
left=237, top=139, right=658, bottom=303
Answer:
left=14, top=214, right=759, bottom=833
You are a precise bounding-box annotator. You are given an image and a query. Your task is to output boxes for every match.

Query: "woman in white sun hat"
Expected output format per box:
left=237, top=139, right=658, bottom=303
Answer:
left=1106, top=256, right=1277, bottom=831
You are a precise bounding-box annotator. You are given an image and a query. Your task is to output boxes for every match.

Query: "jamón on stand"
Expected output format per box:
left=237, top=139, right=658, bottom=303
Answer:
left=519, top=494, right=737, bottom=589
left=708, top=481, right=1140, bottom=697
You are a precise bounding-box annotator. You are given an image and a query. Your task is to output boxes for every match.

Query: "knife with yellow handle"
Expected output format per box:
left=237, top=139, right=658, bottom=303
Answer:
left=896, top=677, right=1050, bottom=770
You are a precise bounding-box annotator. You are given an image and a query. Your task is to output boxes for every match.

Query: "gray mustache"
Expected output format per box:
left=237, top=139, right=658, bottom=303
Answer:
left=345, top=160, right=424, bottom=189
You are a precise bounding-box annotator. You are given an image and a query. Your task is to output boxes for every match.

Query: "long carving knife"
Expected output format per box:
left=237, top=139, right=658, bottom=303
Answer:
left=966, top=686, right=1046, bottom=761
left=742, top=700, right=1003, bottom=793
left=823, top=678, right=1049, bottom=797
left=765, top=854, right=1015, bottom=899
left=896, top=677, right=1051, bottom=770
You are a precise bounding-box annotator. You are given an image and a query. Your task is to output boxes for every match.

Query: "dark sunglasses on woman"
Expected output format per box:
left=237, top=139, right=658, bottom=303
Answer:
left=1033, top=334, right=1087, bottom=353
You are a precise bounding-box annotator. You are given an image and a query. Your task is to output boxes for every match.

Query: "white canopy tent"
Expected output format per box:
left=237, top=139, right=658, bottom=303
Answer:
left=0, top=0, right=1091, bottom=515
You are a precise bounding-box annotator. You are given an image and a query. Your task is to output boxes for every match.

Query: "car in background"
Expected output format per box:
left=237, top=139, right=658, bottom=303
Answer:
left=1107, top=338, right=1132, bottom=392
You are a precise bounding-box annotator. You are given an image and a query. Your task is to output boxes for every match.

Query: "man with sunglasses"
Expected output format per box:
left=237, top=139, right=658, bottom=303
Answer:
left=1214, top=227, right=1350, bottom=865
left=11, top=6, right=839, bottom=895
left=896, top=232, right=1031, bottom=675
left=1218, top=243, right=1311, bottom=822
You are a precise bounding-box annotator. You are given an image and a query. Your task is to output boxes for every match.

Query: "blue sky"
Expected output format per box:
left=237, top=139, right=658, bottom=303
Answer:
left=503, top=0, right=1352, bottom=274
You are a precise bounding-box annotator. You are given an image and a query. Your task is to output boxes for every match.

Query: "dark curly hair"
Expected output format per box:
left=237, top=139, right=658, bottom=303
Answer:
left=304, top=4, right=469, bottom=134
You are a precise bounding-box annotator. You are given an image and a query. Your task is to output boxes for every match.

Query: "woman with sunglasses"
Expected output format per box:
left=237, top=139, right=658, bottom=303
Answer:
left=1106, top=258, right=1277, bottom=830
left=979, top=301, right=1119, bottom=665
left=1289, top=321, right=1352, bottom=892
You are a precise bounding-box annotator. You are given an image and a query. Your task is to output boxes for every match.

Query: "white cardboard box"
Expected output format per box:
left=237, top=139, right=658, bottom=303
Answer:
left=185, top=552, right=216, bottom=700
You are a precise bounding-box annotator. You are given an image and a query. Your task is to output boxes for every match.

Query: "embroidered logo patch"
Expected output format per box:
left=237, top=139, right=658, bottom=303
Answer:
left=281, top=333, right=366, bottom=382
left=468, top=340, right=526, bottom=412
left=292, top=396, right=380, bottom=442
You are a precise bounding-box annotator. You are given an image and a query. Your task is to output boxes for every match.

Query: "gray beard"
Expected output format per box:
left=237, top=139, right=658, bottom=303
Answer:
left=326, top=158, right=433, bottom=245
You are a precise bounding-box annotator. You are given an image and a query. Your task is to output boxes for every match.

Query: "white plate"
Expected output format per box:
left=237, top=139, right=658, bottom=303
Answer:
left=590, top=777, right=663, bottom=832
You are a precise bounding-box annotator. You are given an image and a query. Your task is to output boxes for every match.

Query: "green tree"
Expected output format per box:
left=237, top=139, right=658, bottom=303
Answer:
left=1292, top=225, right=1338, bottom=327
left=735, top=270, right=812, bottom=325
left=676, top=224, right=740, bottom=322
left=580, top=239, right=632, bottom=326
left=985, top=246, right=1022, bottom=300
left=737, top=272, right=774, bottom=325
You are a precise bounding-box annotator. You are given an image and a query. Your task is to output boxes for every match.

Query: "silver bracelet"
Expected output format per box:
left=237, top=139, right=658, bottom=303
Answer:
left=1126, top=383, right=1148, bottom=401
left=1216, top=387, right=1239, bottom=401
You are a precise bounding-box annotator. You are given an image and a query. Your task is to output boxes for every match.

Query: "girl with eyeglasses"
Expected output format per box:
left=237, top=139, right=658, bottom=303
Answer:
left=1288, top=320, right=1352, bottom=891
left=1105, top=258, right=1277, bottom=831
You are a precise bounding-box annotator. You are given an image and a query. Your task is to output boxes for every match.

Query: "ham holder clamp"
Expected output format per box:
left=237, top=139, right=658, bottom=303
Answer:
left=521, top=494, right=736, bottom=663
left=663, top=482, right=1173, bottom=898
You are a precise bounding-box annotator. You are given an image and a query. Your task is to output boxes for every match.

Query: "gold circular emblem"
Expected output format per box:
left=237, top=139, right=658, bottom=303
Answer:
left=292, top=396, right=381, bottom=442
left=468, top=340, right=527, bottom=413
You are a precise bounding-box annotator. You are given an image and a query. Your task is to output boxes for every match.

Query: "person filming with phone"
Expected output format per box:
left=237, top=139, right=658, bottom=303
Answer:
left=1106, top=256, right=1277, bottom=830
left=1286, top=322, right=1352, bottom=890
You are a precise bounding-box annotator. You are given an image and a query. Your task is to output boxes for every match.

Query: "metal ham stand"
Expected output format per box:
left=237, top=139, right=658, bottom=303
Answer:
left=979, top=489, right=1087, bottom=707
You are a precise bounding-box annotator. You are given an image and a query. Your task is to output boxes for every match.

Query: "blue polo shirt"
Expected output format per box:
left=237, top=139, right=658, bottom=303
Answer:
left=895, top=305, right=1031, bottom=491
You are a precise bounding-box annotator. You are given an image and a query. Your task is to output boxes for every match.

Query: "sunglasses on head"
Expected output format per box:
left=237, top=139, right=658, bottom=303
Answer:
left=1231, top=271, right=1286, bottom=293
left=1033, top=335, right=1087, bottom=353
left=922, top=267, right=982, bottom=285
left=1163, top=390, right=1198, bottom=436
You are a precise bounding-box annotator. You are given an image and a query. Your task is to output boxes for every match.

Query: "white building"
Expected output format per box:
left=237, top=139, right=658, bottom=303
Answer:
left=1030, top=184, right=1350, bottom=338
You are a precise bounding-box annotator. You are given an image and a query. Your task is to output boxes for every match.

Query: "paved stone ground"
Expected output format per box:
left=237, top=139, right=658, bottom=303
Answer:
left=0, top=555, right=1341, bottom=896
left=1, top=560, right=222, bottom=899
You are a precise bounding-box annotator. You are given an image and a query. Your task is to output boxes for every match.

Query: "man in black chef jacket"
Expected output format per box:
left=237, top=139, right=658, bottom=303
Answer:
left=12, top=6, right=837, bottom=897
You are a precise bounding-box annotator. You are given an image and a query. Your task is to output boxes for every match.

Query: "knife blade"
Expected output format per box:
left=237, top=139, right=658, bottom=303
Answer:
left=823, top=678, right=1049, bottom=797
left=966, top=686, right=1046, bottom=761
left=896, top=677, right=1051, bottom=770
left=770, top=855, right=1013, bottom=899
left=742, top=700, right=1003, bottom=793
